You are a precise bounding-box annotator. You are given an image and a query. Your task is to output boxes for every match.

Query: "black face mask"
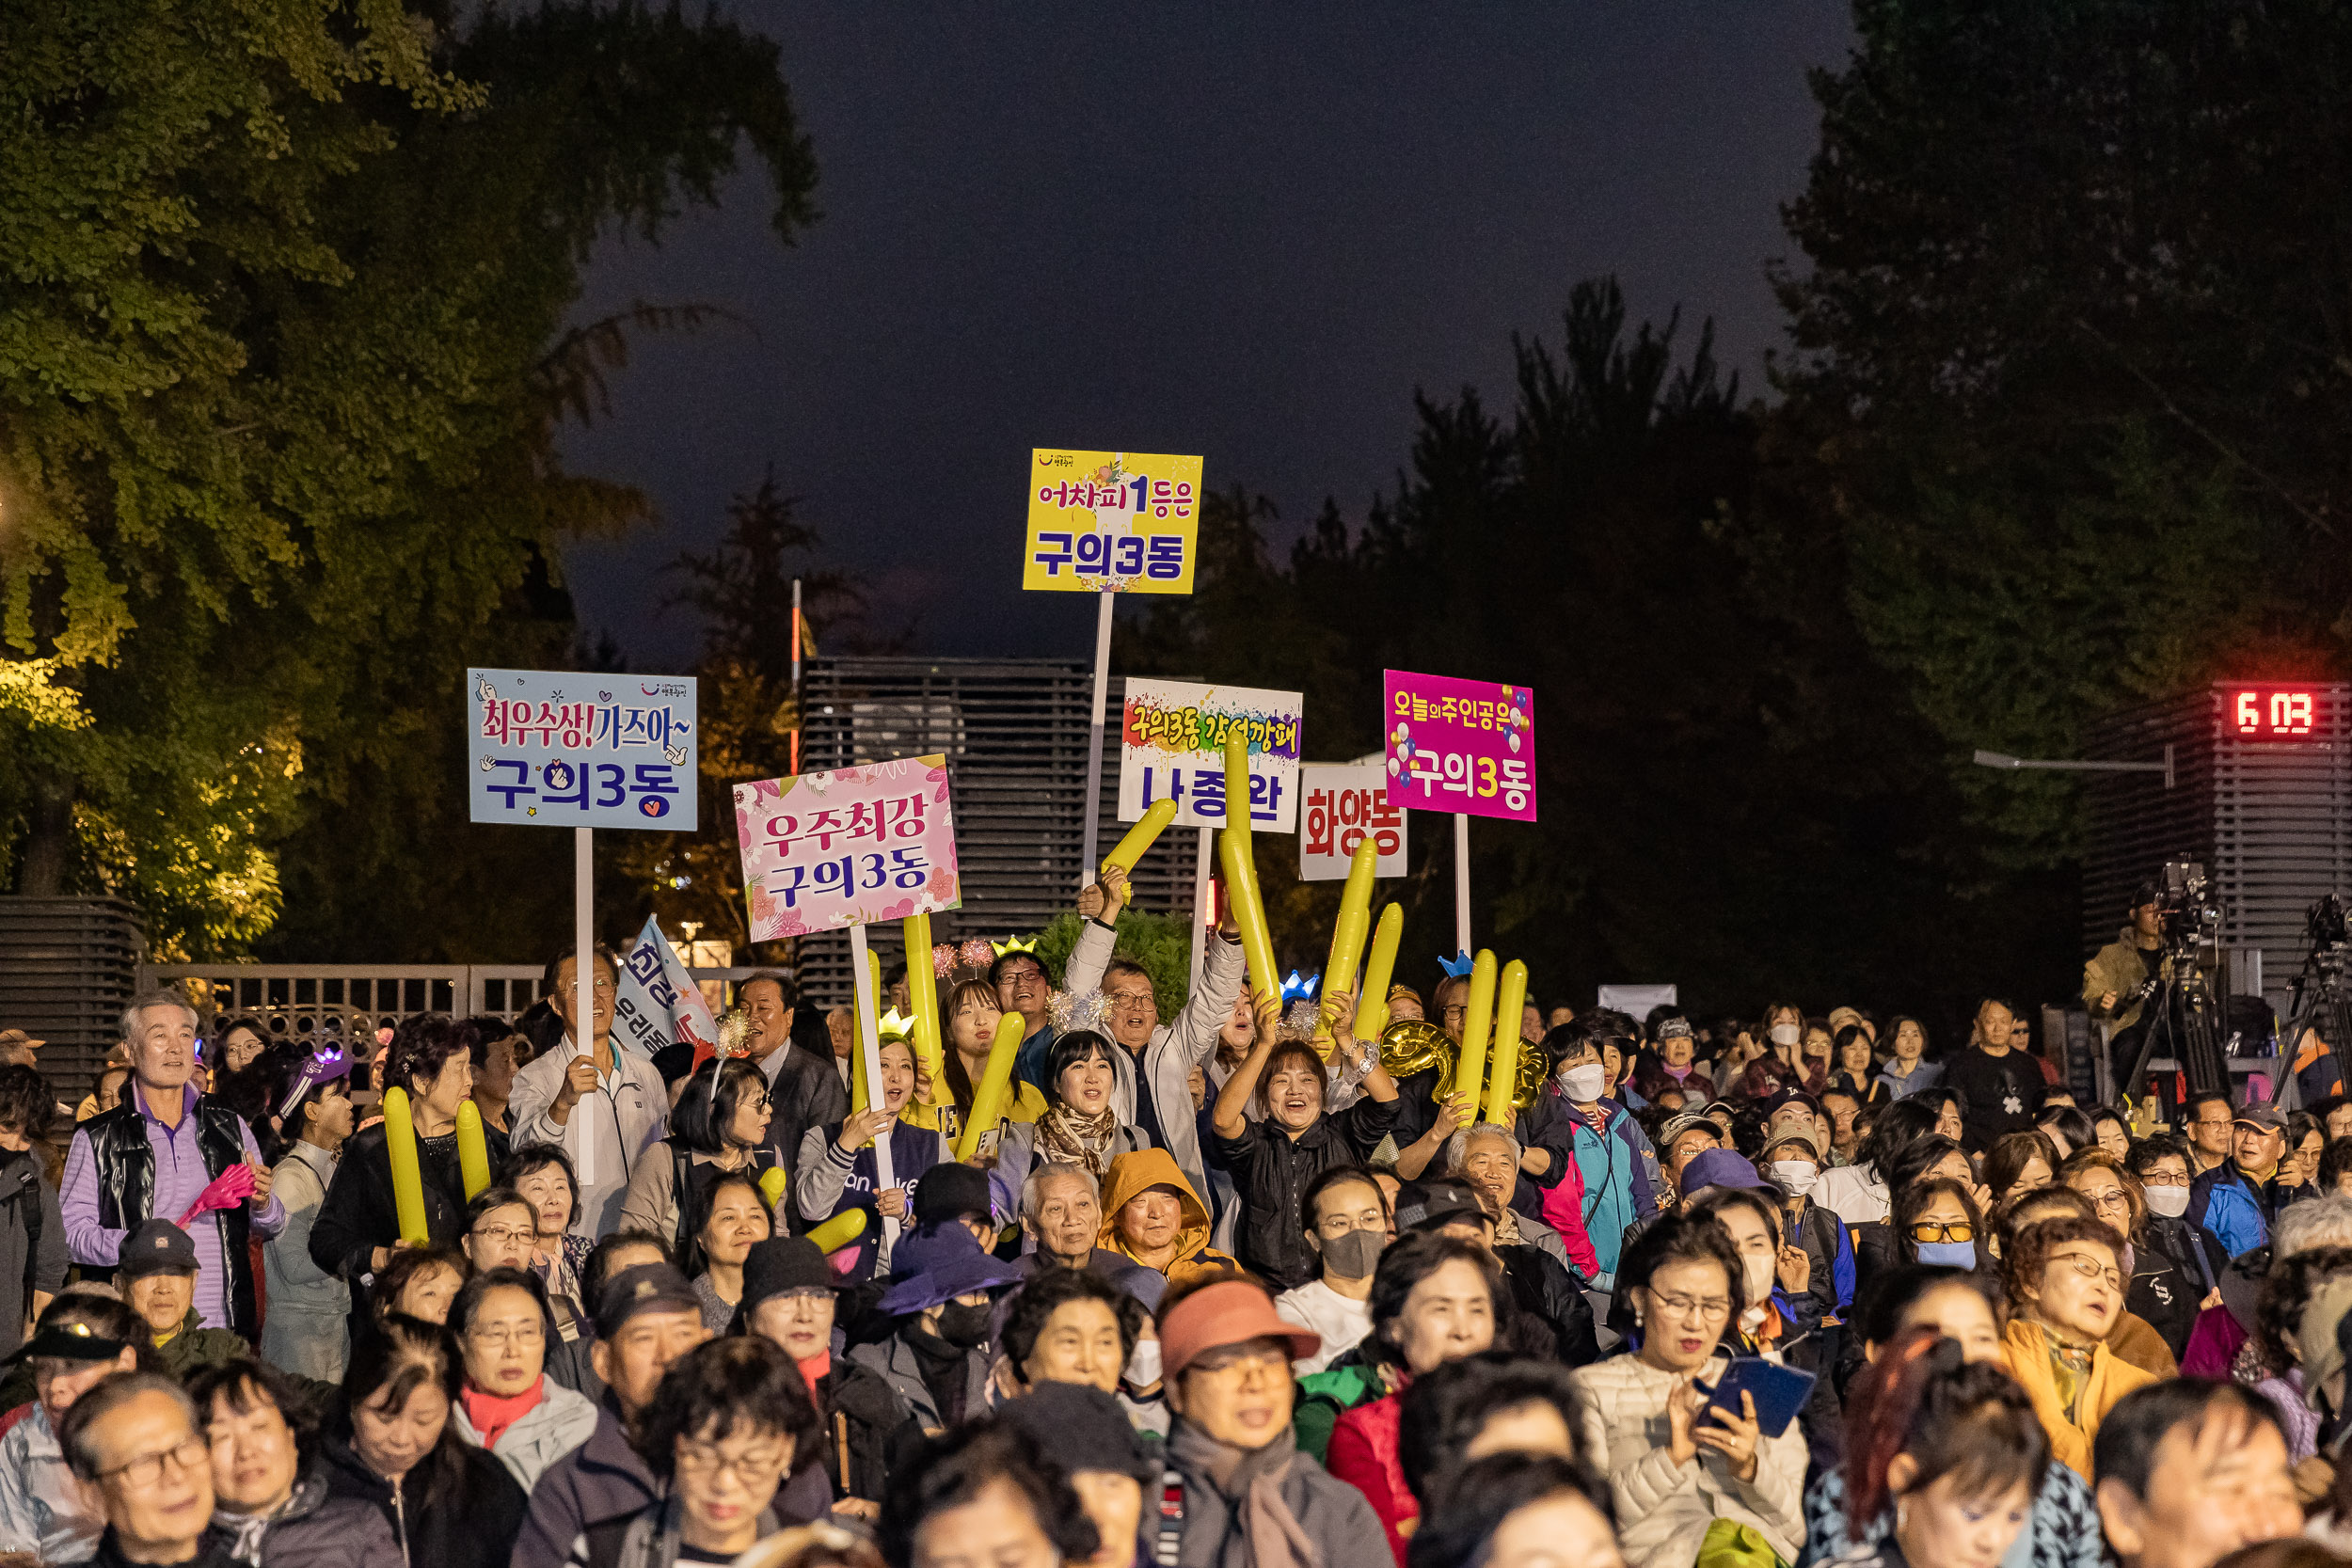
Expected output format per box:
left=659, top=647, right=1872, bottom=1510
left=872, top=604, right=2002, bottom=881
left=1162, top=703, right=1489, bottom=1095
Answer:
left=935, top=1301, right=992, bottom=1349
left=1319, top=1227, right=1386, bottom=1280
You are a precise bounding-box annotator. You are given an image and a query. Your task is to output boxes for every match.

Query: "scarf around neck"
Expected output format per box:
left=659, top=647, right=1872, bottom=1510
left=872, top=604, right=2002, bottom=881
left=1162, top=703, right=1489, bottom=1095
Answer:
left=1038, top=1103, right=1120, bottom=1176
left=1167, top=1419, right=1322, bottom=1568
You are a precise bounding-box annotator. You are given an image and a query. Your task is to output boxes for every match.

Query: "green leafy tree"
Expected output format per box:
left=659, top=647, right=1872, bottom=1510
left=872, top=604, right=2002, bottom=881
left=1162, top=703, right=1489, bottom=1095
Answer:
left=0, top=0, right=819, bottom=958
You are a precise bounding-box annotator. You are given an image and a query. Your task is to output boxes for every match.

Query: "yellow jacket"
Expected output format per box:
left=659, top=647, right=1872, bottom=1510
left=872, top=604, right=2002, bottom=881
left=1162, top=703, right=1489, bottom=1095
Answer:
left=2000, top=1317, right=2155, bottom=1479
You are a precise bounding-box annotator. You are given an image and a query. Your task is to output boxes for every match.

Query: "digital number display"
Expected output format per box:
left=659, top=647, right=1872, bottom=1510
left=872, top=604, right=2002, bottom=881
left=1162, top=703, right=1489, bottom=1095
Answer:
left=2229, top=688, right=2316, bottom=739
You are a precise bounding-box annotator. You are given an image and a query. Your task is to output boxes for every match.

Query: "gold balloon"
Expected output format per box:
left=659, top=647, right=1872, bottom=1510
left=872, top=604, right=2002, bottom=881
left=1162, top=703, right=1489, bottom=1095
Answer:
left=1511, top=1035, right=1549, bottom=1113
left=1377, top=1019, right=1456, bottom=1100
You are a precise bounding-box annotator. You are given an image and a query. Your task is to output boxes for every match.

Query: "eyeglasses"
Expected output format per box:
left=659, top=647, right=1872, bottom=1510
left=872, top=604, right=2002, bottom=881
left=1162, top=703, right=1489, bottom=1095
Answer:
left=471, top=1226, right=535, bottom=1247
left=2138, top=1171, right=2190, bottom=1186
left=468, top=1323, right=547, bottom=1349
left=1645, top=1291, right=1733, bottom=1323
left=1187, top=1345, right=1291, bottom=1378
left=99, top=1435, right=207, bottom=1488
left=1907, top=1221, right=1975, bottom=1243
left=675, top=1442, right=789, bottom=1486
left=2080, top=1188, right=2131, bottom=1215
left=2049, top=1252, right=2124, bottom=1291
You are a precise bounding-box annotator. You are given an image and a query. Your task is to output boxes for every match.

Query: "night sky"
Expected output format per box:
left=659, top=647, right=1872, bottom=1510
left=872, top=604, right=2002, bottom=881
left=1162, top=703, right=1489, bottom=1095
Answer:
left=560, top=4, right=1854, bottom=670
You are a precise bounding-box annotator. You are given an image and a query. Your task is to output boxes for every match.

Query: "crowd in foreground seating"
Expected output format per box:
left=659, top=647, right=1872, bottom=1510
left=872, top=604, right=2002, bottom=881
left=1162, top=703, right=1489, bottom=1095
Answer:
left=6, top=877, right=2352, bottom=1568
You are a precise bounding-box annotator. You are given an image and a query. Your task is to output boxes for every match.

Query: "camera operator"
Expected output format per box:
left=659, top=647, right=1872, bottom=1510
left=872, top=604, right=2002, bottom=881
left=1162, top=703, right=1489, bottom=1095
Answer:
left=2085, top=885, right=2166, bottom=1056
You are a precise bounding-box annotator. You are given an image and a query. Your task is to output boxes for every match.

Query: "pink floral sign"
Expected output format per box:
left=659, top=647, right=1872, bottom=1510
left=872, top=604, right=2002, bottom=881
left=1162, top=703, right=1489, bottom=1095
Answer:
left=733, top=754, right=961, bottom=942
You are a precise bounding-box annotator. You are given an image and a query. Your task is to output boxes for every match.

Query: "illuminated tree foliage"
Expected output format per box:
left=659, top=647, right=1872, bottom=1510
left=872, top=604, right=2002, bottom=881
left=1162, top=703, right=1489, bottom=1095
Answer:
left=0, top=0, right=817, bottom=956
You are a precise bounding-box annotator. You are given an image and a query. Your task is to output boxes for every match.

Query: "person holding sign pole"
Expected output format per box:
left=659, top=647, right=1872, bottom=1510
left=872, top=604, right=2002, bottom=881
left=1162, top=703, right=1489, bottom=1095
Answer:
left=792, top=1031, right=952, bottom=1281
left=507, top=947, right=669, bottom=1242
left=1061, top=861, right=1248, bottom=1221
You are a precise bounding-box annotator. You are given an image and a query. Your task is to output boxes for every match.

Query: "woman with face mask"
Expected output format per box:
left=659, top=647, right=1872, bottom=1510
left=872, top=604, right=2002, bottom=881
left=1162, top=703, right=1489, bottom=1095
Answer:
left=1275, top=1165, right=1391, bottom=1374
left=1210, top=991, right=1399, bottom=1291
left=2057, top=1148, right=2200, bottom=1364
left=1762, top=1135, right=1858, bottom=1347
left=853, top=1221, right=1025, bottom=1434
left=2122, top=1134, right=2226, bottom=1333
left=1520, top=1022, right=1661, bottom=1288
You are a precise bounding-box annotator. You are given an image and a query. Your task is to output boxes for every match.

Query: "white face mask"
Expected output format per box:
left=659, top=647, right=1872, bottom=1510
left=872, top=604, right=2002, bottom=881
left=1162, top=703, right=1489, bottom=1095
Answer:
left=1769, top=1023, right=1803, bottom=1048
left=1769, top=1160, right=1819, bottom=1197
left=1123, top=1338, right=1162, bottom=1387
left=2145, top=1185, right=2191, bottom=1219
left=1558, top=1064, right=1607, bottom=1102
left=1742, top=1251, right=1775, bottom=1306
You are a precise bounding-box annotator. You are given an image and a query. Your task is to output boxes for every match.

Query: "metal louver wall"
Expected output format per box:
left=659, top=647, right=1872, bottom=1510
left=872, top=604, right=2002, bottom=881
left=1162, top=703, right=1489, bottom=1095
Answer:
left=791, top=657, right=1201, bottom=1007
left=2083, top=684, right=2352, bottom=1009
left=0, top=897, right=143, bottom=1099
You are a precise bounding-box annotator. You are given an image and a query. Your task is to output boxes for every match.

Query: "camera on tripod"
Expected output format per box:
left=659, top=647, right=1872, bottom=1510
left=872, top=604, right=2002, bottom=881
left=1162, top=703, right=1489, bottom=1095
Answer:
left=2153, top=860, right=2220, bottom=959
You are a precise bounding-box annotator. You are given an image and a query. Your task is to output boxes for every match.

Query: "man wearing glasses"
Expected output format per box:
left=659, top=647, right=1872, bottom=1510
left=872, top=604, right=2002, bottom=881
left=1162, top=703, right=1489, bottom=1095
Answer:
left=56, top=1370, right=229, bottom=1568
left=2187, top=1102, right=2292, bottom=1259
left=509, top=948, right=669, bottom=1240
left=2180, top=1091, right=2235, bottom=1178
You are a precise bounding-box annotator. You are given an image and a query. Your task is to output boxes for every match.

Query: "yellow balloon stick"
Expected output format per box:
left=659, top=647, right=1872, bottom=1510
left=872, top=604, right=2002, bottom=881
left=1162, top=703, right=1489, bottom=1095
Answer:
left=954, top=1013, right=1029, bottom=1163
left=903, top=911, right=946, bottom=1090
left=1353, top=904, right=1405, bottom=1041
left=1103, top=797, right=1179, bottom=875
left=1223, top=728, right=1253, bottom=852
left=806, top=1208, right=868, bottom=1256
left=1454, top=951, right=1499, bottom=1116
left=1315, top=837, right=1381, bottom=1044
left=455, top=1101, right=491, bottom=1200
left=758, top=1166, right=788, bottom=1212
left=1486, top=960, right=1529, bottom=1125
left=380, top=1086, right=429, bottom=1247
left=1216, top=827, right=1281, bottom=1006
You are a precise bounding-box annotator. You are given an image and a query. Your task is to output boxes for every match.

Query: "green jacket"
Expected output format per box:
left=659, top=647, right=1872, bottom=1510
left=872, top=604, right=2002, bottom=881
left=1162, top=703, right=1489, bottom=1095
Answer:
left=2083, top=927, right=2166, bottom=1032
left=1291, top=1355, right=1392, bottom=1463
left=152, top=1308, right=248, bottom=1379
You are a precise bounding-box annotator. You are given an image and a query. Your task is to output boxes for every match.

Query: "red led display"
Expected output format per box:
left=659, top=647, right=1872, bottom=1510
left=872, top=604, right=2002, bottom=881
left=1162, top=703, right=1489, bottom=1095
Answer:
left=2228, top=688, right=2317, bottom=739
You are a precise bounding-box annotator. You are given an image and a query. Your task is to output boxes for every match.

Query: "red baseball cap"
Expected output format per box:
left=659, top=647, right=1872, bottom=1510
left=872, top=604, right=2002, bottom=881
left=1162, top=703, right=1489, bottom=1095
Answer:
left=1158, top=1280, right=1320, bottom=1380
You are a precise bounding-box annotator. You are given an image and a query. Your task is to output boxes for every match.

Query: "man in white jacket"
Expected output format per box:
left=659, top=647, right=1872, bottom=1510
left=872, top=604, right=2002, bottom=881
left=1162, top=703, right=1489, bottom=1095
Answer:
left=1062, top=863, right=1247, bottom=1218
left=507, top=949, right=669, bottom=1239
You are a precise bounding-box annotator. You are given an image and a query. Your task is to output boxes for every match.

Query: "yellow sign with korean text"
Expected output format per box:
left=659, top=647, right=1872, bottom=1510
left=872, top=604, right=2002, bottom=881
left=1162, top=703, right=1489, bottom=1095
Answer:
left=1021, top=449, right=1203, bottom=594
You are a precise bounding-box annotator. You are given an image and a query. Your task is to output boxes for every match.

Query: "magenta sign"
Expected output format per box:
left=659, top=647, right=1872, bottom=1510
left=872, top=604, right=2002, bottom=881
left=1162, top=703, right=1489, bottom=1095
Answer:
left=1381, top=670, right=1536, bottom=822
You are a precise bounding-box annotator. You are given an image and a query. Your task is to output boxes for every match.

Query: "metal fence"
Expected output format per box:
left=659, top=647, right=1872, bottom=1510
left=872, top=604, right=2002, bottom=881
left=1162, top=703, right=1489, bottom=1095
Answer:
left=138, top=963, right=775, bottom=1053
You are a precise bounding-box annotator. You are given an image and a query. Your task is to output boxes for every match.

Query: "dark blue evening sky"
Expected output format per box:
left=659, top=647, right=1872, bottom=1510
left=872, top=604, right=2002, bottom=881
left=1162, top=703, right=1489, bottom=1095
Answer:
left=559, top=3, right=1853, bottom=670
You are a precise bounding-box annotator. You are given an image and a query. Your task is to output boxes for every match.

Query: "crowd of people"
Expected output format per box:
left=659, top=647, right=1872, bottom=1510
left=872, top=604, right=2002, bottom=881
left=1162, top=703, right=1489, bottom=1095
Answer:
left=0, top=874, right=2348, bottom=1568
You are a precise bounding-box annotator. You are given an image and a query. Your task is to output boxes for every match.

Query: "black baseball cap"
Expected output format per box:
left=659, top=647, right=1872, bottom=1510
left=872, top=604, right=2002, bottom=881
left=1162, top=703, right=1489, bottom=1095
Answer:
left=741, top=1238, right=840, bottom=1310
left=912, top=1163, right=993, bottom=1227
left=1394, top=1180, right=1486, bottom=1234
left=593, top=1262, right=702, bottom=1338
left=119, top=1219, right=199, bottom=1279
left=4, top=1318, right=135, bottom=1367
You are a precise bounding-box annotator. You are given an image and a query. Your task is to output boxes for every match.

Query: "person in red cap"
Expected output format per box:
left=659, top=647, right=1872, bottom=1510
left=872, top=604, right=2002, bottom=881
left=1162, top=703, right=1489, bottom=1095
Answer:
left=1153, top=1276, right=1387, bottom=1568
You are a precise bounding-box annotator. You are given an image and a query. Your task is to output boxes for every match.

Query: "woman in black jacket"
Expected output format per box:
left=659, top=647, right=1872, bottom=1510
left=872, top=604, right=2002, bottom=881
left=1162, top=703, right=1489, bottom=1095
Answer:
left=310, top=1017, right=508, bottom=1323
left=318, top=1314, right=526, bottom=1568
left=1208, top=992, right=1399, bottom=1290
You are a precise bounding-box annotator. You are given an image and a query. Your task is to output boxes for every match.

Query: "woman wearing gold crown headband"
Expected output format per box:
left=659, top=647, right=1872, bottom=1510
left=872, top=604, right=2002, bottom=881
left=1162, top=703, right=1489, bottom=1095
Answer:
left=791, top=1032, right=952, bottom=1280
